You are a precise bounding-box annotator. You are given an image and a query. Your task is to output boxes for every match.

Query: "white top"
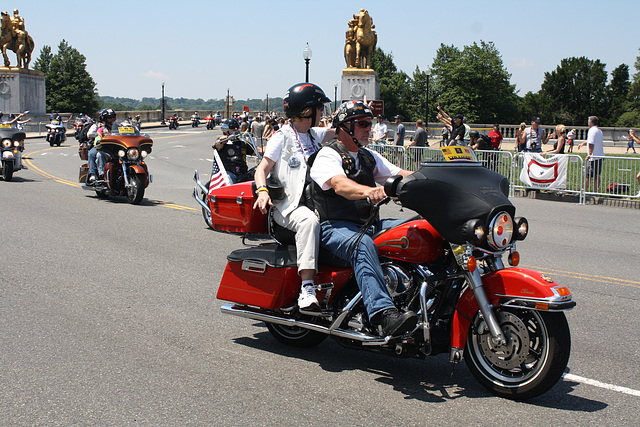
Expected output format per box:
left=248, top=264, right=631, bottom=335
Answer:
left=311, top=146, right=402, bottom=191
left=263, top=125, right=328, bottom=163
left=587, top=126, right=605, bottom=158
left=372, top=122, right=387, bottom=141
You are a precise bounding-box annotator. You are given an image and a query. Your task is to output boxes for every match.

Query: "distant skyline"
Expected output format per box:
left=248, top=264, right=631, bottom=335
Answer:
left=19, top=0, right=640, bottom=102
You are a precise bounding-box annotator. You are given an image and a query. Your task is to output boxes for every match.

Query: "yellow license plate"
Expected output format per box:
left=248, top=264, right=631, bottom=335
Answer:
left=118, top=126, right=135, bottom=134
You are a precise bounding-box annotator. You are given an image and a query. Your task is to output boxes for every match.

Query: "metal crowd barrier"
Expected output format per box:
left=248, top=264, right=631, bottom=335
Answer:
left=367, top=144, right=640, bottom=204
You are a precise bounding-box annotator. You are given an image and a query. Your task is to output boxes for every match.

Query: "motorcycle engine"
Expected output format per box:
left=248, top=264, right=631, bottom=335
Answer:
left=382, top=264, right=412, bottom=298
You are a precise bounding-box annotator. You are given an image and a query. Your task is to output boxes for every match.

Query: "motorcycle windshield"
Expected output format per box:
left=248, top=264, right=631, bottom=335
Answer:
left=111, top=121, right=142, bottom=136
left=396, top=159, right=514, bottom=245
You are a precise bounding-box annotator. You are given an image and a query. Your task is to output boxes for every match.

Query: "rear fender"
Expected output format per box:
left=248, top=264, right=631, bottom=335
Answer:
left=450, top=267, right=575, bottom=349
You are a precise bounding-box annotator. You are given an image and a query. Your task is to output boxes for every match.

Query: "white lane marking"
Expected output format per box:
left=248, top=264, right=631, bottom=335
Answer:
left=171, top=145, right=185, bottom=148
left=563, top=373, right=640, bottom=397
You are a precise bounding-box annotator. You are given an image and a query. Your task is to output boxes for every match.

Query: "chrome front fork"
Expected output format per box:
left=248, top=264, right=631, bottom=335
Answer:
left=465, top=268, right=507, bottom=347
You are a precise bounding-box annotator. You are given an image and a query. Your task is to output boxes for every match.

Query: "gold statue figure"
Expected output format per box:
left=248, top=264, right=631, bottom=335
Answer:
left=344, top=9, right=377, bottom=70
left=1, top=9, right=35, bottom=68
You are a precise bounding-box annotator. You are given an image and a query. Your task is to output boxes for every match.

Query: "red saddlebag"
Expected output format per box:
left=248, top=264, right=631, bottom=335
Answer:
left=208, top=181, right=268, bottom=234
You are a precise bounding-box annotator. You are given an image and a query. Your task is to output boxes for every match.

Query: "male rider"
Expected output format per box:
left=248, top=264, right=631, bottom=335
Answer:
left=87, top=108, right=116, bottom=184
left=307, top=101, right=417, bottom=337
left=214, top=118, right=254, bottom=184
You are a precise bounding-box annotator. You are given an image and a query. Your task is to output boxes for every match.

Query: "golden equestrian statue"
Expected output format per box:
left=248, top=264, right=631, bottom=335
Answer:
left=343, top=9, right=377, bottom=70
left=1, top=9, right=35, bottom=68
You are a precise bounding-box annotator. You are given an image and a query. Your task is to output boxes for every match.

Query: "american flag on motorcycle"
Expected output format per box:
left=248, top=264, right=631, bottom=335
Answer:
left=208, top=149, right=230, bottom=196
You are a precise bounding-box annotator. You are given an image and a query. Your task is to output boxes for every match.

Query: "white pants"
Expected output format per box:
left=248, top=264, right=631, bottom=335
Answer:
left=273, top=206, right=319, bottom=274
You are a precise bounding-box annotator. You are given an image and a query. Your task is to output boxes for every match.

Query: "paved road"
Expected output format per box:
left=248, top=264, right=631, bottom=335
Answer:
left=1, top=128, right=639, bottom=425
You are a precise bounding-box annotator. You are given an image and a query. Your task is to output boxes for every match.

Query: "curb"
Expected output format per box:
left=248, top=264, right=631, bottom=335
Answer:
left=513, top=189, right=640, bottom=209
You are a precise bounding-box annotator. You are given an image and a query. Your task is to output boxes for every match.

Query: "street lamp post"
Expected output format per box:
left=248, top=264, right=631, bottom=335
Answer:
left=226, top=88, right=230, bottom=119
left=303, top=43, right=312, bottom=83
left=334, top=83, right=338, bottom=112
left=161, top=81, right=165, bottom=125
left=425, top=66, right=431, bottom=134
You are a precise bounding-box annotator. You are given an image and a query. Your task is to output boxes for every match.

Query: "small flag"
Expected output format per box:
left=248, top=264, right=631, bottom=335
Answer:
left=208, top=149, right=230, bottom=196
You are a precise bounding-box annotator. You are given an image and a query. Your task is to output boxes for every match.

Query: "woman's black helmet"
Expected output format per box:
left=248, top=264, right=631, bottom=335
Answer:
left=283, top=83, right=331, bottom=118
left=99, top=108, right=116, bottom=121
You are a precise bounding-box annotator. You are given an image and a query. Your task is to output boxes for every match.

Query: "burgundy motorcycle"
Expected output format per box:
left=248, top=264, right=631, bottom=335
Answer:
left=195, top=156, right=575, bottom=400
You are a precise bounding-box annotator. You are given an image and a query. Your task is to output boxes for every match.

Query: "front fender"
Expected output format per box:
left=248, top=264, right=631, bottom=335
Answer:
left=129, top=164, right=149, bottom=187
left=450, top=267, right=575, bottom=349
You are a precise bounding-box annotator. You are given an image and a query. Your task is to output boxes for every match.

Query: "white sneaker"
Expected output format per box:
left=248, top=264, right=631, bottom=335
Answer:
left=298, top=285, right=319, bottom=310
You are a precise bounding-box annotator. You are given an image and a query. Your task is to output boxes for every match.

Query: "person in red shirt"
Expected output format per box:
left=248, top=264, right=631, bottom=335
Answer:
left=488, top=124, right=503, bottom=149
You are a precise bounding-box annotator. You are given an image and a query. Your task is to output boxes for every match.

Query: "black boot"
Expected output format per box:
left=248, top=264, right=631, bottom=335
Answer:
left=379, top=308, right=418, bottom=337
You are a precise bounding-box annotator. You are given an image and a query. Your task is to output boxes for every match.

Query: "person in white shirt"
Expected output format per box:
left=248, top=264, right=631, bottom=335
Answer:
left=577, top=116, right=605, bottom=191
left=253, top=83, right=334, bottom=311
left=371, top=114, right=387, bottom=143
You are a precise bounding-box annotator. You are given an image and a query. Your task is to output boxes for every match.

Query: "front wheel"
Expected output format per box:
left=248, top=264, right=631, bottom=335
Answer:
left=265, top=322, right=327, bottom=348
left=2, top=161, right=14, bottom=181
left=126, top=174, right=145, bottom=204
left=464, top=309, right=571, bottom=400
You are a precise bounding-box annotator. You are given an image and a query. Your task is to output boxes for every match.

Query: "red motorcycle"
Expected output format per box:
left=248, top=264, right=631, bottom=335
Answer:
left=199, top=158, right=575, bottom=400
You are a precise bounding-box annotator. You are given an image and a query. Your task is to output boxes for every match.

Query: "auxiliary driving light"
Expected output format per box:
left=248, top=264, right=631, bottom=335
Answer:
left=462, top=219, right=486, bottom=246
left=513, top=217, right=529, bottom=241
left=118, top=149, right=126, bottom=158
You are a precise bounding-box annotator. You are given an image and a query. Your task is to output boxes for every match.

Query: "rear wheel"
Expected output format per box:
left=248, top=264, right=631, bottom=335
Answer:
left=126, top=174, right=145, bottom=205
left=464, top=309, right=571, bottom=400
left=2, top=161, right=14, bottom=181
left=265, top=322, right=327, bottom=348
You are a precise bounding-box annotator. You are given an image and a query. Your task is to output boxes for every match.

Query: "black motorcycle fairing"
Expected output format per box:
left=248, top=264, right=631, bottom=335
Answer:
left=396, top=161, right=514, bottom=245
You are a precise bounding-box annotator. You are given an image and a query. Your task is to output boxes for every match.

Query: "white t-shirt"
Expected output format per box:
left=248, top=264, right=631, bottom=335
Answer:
left=263, top=126, right=328, bottom=162
left=372, top=122, right=387, bottom=141
left=311, top=145, right=402, bottom=191
left=586, top=126, right=605, bottom=158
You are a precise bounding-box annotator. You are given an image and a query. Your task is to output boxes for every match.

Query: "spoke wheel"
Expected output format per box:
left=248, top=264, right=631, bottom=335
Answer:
left=464, top=309, right=571, bottom=400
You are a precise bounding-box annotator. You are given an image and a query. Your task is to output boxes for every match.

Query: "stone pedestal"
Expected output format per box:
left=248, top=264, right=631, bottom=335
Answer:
left=340, top=68, right=379, bottom=101
left=0, top=68, right=46, bottom=114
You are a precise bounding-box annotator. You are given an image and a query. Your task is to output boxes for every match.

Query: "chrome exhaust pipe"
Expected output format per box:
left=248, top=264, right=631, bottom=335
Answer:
left=220, top=304, right=386, bottom=343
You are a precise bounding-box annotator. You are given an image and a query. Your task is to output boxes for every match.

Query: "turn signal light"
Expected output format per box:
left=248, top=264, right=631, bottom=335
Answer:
left=553, top=286, right=571, bottom=297
left=467, top=256, right=477, bottom=272
left=508, top=251, right=520, bottom=266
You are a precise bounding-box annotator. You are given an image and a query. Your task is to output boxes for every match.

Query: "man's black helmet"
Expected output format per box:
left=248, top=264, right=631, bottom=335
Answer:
left=283, top=83, right=331, bottom=118
left=333, top=100, right=374, bottom=127
left=469, top=130, right=480, bottom=139
left=224, top=118, right=240, bottom=130
left=99, top=108, right=116, bottom=121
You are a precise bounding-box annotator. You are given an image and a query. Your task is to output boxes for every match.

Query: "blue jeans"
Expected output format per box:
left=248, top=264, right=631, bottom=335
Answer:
left=320, top=218, right=406, bottom=320
left=88, top=147, right=106, bottom=176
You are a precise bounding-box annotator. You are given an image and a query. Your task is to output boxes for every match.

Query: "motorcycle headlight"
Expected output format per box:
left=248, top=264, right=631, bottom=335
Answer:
left=118, top=149, right=126, bottom=158
left=513, top=217, right=529, bottom=241
left=127, top=148, right=139, bottom=160
left=140, top=150, right=148, bottom=158
left=462, top=219, right=486, bottom=246
left=487, top=211, right=514, bottom=250
left=2, top=139, right=11, bottom=148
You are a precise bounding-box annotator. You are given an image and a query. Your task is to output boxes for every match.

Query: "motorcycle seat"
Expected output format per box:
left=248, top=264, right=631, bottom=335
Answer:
left=270, top=221, right=351, bottom=269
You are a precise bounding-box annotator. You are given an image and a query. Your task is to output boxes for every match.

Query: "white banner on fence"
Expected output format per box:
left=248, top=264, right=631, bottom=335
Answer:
left=519, top=153, right=569, bottom=189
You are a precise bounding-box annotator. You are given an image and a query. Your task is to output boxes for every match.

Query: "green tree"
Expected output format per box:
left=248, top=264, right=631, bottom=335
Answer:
left=608, top=64, right=630, bottom=123
left=520, top=91, right=544, bottom=121
left=540, top=56, right=609, bottom=125
left=33, top=45, right=53, bottom=75
left=430, top=41, right=520, bottom=124
left=45, top=40, right=99, bottom=114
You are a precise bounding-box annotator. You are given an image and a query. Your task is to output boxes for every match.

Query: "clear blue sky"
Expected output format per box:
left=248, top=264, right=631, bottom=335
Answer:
left=18, top=0, right=640, bottom=102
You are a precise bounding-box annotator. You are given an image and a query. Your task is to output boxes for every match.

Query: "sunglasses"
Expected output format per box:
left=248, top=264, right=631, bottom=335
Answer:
left=354, top=120, right=372, bottom=129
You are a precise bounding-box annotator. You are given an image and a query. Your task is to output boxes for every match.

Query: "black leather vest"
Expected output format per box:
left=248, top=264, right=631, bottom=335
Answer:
left=308, top=141, right=377, bottom=224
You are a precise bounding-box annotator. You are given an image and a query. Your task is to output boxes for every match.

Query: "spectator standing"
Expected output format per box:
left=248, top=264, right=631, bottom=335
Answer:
left=394, top=115, right=405, bottom=146
left=522, top=117, right=550, bottom=152
left=577, top=116, right=605, bottom=191
left=409, top=120, right=428, bottom=147
left=488, top=124, right=503, bottom=149
left=371, top=114, right=388, bottom=143
left=566, top=129, right=576, bottom=153
left=462, top=117, right=471, bottom=145
left=447, top=114, right=466, bottom=146
left=626, top=130, right=637, bottom=154
left=440, top=127, right=449, bottom=147
left=251, top=116, right=265, bottom=154
left=514, top=122, right=527, bottom=152
left=545, top=124, right=566, bottom=154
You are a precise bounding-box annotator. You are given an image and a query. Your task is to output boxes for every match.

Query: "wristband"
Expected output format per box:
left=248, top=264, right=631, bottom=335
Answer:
left=256, top=187, right=269, bottom=194
left=256, top=184, right=267, bottom=190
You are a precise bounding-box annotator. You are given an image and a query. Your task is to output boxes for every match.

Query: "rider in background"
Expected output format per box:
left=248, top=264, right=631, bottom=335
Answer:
left=213, top=118, right=254, bottom=184
left=86, top=108, right=116, bottom=184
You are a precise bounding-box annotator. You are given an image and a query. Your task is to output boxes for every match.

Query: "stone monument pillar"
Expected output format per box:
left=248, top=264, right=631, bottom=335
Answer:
left=340, top=9, right=381, bottom=112
left=0, top=9, right=45, bottom=114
